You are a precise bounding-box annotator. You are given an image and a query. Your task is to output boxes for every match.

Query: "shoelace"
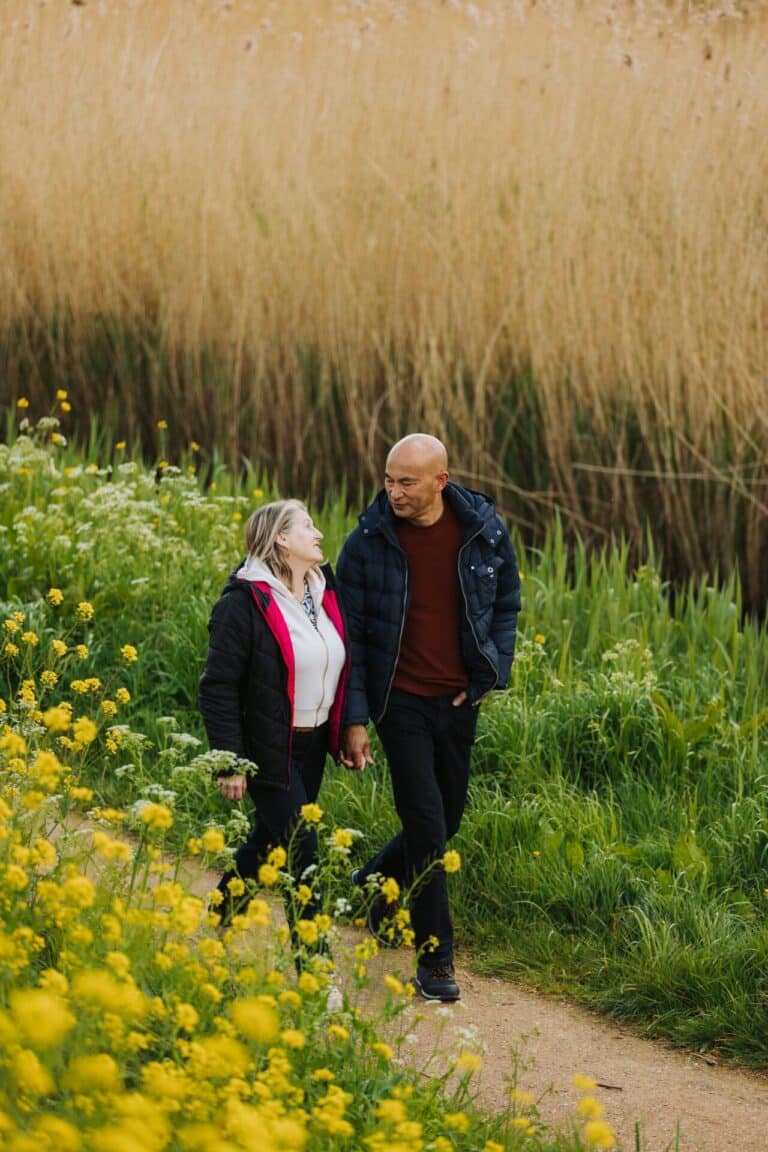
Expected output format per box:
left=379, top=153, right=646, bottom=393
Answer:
left=428, top=964, right=455, bottom=980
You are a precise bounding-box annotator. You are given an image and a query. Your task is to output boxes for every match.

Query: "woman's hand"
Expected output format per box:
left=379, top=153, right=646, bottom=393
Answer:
left=217, top=773, right=247, bottom=801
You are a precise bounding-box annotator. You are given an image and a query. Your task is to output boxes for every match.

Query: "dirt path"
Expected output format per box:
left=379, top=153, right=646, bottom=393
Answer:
left=182, top=864, right=768, bottom=1152
left=354, top=948, right=768, bottom=1152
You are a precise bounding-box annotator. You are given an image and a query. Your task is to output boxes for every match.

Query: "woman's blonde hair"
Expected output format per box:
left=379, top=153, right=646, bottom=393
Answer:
left=244, top=499, right=309, bottom=584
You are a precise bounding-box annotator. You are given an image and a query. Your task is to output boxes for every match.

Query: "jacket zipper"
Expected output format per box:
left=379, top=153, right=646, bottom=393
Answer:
left=377, top=547, right=409, bottom=723
left=313, top=621, right=331, bottom=728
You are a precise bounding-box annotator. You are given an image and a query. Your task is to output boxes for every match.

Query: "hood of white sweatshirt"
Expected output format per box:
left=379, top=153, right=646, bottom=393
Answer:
left=236, top=555, right=327, bottom=604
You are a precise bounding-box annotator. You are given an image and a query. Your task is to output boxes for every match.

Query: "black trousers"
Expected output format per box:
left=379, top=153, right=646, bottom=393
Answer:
left=217, top=724, right=329, bottom=926
left=357, top=688, right=478, bottom=967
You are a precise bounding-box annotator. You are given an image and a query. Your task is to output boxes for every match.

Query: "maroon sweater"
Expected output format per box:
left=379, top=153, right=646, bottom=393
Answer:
left=393, top=503, right=467, bottom=696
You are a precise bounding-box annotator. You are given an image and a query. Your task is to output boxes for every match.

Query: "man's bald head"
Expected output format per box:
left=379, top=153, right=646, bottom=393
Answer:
left=386, top=434, right=448, bottom=474
left=384, top=433, right=450, bottom=527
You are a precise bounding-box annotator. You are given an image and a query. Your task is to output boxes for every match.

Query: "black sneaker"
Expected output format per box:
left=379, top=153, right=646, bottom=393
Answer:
left=414, top=963, right=460, bottom=1002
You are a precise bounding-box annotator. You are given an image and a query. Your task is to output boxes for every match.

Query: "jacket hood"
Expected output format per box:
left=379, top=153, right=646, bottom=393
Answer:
left=222, top=558, right=328, bottom=603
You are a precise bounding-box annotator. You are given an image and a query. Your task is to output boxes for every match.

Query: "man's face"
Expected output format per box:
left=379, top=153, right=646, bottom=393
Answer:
left=384, top=451, right=447, bottom=525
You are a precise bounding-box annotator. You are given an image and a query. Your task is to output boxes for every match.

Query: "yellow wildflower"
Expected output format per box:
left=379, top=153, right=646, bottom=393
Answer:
left=51, top=639, right=67, bottom=656
left=68, top=786, right=94, bottom=802
left=445, top=1111, right=470, bottom=1132
left=1, top=731, right=27, bottom=757
left=512, top=1117, right=535, bottom=1131
left=300, top=803, right=323, bottom=824
left=73, top=716, right=98, bottom=745
left=280, top=1028, right=306, bottom=1049
left=10, top=989, right=76, bottom=1049
left=295, top=919, right=319, bottom=947
left=572, top=1074, right=598, bottom=1092
left=92, top=831, right=132, bottom=863
left=121, top=644, right=138, bottom=663
left=201, top=828, right=226, bottom=853
left=442, top=849, right=461, bottom=873
left=139, top=803, right=173, bottom=831
left=258, top=863, right=279, bottom=887
left=376, top=1099, right=407, bottom=1125
left=380, top=876, right=400, bottom=903
left=13, top=1048, right=54, bottom=1096
left=176, top=1004, right=199, bottom=1032
left=331, top=828, right=354, bottom=850
left=578, top=1097, right=604, bottom=1120
left=584, top=1120, right=617, bottom=1149
left=76, top=601, right=94, bottom=622
left=455, top=1050, right=483, bottom=1074
left=231, top=998, right=279, bottom=1044
left=267, top=844, right=287, bottom=868
left=116, top=687, right=131, bottom=704
left=32, top=1115, right=81, bottom=1152
left=65, top=1053, right=121, bottom=1094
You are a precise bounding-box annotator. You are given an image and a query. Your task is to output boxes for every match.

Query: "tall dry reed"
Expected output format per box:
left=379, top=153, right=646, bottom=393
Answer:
left=1, top=1, right=766, bottom=603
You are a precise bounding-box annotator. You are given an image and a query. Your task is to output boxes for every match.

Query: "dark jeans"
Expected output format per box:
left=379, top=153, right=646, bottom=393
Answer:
left=357, top=688, right=477, bottom=967
left=217, top=724, right=329, bottom=929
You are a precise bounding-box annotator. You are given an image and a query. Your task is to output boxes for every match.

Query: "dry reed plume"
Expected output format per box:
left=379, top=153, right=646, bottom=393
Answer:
left=1, top=0, right=766, bottom=604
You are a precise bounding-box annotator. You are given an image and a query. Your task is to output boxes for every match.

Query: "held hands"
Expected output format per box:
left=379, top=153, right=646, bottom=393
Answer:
left=217, top=773, right=247, bottom=802
left=340, top=724, right=374, bottom=772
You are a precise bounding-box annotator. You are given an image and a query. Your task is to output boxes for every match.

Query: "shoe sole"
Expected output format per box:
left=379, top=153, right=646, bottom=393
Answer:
left=412, top=976, right=460, bottom=1003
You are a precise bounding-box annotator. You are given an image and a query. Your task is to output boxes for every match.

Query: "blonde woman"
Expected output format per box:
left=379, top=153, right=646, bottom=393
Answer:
left=199, top=500, right=349, bottom=937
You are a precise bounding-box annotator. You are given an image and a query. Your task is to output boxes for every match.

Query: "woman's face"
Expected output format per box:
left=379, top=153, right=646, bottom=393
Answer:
left=280, top=511, right=324, bottom=568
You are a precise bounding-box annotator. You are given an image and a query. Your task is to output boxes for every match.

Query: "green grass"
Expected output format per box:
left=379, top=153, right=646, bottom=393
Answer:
left=2, top=417, right=768, bottom=1069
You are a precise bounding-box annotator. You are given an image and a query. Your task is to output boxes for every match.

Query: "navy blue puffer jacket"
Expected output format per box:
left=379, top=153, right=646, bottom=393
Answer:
left=336, top=482, right=521, bottom=725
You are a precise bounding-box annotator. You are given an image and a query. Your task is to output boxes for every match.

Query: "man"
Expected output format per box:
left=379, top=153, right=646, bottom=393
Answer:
left=337, top=433, right=521, bottom=1002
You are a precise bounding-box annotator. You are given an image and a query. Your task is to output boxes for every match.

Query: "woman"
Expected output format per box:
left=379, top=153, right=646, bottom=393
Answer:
left=198, top=499, right=348, bottom=942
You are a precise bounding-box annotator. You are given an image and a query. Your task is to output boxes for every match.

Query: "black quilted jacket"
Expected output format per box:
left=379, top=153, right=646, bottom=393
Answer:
left=336, top=482, right=521, bottom=726
left=198, top=563, right=347, bottom=791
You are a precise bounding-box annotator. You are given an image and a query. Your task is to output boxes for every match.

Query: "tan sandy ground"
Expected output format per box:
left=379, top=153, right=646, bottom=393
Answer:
left=182, top=863, right=768, bottom=1152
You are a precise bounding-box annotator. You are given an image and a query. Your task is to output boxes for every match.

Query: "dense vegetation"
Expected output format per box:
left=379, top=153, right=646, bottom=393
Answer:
left=1, top=0, right=767, bottom=607
left=2, top=420, right=632, bottom=1152
left=2, top=417, right=767, bottom=1076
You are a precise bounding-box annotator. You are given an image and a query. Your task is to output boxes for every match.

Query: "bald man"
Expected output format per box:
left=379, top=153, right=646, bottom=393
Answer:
left=337, top=434, right=521, bottom=1001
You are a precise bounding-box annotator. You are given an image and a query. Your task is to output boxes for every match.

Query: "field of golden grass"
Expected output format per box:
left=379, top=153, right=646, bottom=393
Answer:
left=1, top=1, right=766, bottom=602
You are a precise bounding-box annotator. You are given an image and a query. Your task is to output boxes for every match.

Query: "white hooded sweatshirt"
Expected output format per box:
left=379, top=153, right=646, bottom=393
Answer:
left=236, top=556, right=345, bottom=730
